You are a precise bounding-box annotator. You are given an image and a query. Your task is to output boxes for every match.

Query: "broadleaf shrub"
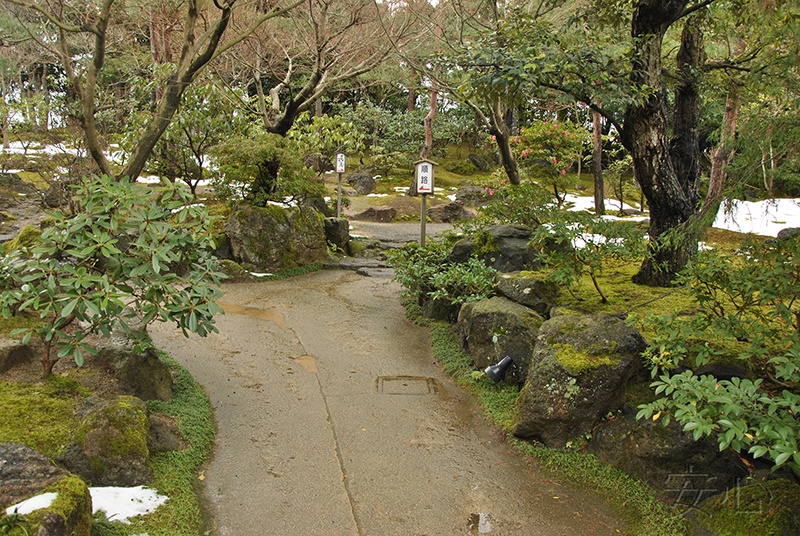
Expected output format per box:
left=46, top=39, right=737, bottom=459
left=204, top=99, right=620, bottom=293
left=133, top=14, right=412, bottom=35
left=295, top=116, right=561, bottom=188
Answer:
left=388, top=241, right=496, bottom=311
left=0, top=175, right=225, bottom=376
left=637, top=238, right=800, bottom=474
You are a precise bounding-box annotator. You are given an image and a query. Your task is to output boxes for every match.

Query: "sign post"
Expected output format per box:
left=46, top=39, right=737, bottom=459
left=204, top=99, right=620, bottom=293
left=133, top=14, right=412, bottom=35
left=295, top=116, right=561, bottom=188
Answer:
left=335, top=153, right=346, bottom=217
left=414, top=159, right=436, bottom=247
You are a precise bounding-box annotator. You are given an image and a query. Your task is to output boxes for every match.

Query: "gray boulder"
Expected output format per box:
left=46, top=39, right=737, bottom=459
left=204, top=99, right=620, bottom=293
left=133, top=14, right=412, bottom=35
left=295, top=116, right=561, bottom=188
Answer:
left=0, top=339, right=33, bottom=373
left=0, top=445, right=92, bottom=536
left=427, top=202, right=476, bottom=223
left=0, top=443, right=66, bottom=508
left=324, top=217, right=350, bottom=252
left=95, top=342, right=173, bottom=402
left=347, top=173, right=376, bottom=195
left=494, top=272, right=558, bottom=316
left=583, top=412, right=749, bottom=491
left=351, top=206, right=396, bottom=223
left=57, top=395, right=153, bottom=486
left=454, top=185, right=490, bottom=207
left=450, top=225, right=540, bottom=272
left=456, top=296, right=544, bottom=378
left=341, top=186, right=359, bottom=197
left=691, top=479, right=800, bottom=536
left=777, top=227, right=800, bottom=241
left=512, top=313, right=646, bottom=447
left=225, top=204, right=327, bottom=272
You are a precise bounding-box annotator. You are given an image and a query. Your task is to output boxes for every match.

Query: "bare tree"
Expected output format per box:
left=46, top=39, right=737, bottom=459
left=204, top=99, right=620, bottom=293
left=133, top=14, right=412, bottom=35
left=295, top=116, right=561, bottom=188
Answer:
left=1, top=0, right=304, bottom=180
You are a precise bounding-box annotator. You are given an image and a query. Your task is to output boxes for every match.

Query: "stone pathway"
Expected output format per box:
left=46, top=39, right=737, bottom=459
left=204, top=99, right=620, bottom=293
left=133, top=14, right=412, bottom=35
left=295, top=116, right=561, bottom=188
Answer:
left=149, top=270, right=628, bottom=535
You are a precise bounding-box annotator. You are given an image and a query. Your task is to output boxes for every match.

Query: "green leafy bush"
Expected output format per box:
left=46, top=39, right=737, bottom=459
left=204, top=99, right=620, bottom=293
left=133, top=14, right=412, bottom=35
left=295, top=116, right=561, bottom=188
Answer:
left=637, top=239, right=800, bottom=475
left=460, top=169, right=557, bottom=233
left=530, top=213, right=647, bottom=303
left=511, top=120, right=590, bottom=207
left=0, top=175, right=225, bottom=376
left=287, top=112, right=366, bottom=165
left=211, top=131, right=324, bottom=207
left=388, top=241, right=496, bottom=309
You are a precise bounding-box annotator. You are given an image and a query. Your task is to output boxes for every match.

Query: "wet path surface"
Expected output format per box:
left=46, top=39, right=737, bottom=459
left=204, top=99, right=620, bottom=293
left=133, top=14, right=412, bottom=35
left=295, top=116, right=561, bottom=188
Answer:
left=149, top=270, right=627, bottom=535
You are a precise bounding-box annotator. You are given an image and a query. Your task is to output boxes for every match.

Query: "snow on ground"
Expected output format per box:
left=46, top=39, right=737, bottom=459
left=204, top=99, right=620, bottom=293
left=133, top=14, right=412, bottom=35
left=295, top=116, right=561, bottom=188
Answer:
left=6, top=486, right=167, bottom=524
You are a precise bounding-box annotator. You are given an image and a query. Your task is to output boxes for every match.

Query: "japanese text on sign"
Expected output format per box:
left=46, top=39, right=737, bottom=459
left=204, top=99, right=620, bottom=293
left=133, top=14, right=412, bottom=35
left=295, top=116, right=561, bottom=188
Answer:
left=417, top=162, right=433, bottom=193
left=336, top=153, right=346, bottom=174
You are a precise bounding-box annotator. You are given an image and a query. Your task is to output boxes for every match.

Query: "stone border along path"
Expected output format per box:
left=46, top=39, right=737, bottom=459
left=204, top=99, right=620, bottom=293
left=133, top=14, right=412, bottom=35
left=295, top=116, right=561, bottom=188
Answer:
left=149, top=270, right=628, bottom=535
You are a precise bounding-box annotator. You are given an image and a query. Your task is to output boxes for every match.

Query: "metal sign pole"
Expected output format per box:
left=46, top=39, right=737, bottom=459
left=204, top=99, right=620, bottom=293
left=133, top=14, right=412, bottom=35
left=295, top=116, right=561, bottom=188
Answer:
left=337, top=172, right=342, bottom=218
left=335, top=153, right=346, bottom=218
left=420, top=194, right=427, bottom=247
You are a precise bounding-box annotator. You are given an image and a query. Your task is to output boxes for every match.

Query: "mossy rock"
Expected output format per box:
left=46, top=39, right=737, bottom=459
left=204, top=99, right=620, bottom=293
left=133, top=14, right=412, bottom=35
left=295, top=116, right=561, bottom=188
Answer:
left=56, top=395, right=153, bottom=486
left=690, top=478, right=800, bottom=535
left=2, top=225, right=42, bottom=254
left=511, top=313, right=647, bottom=447
left=0, top=474, right=92, bottom=536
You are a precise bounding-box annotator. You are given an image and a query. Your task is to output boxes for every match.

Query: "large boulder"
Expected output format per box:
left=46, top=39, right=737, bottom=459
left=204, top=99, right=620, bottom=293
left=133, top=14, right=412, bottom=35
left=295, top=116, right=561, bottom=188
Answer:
left=94, top=342, right=172, bottom=402
left=57, top=395, right=153, bottom=487
left=454, top=185, right=490, bottom=207
left=690, top=478, right=800, bottom=536
left=583, top=412, right=749, bottom=491
left=324, top=217, right=350, bottom=252
left=512, top=313, right=646, bottom=447
left=225, top=204, right=327, bottom=272
left=427, top=202, right=476, bottom=223
left=456, top=296, right=545, bottom=378
left=1, top=444, right=93, bottom=536
left=468, top=153, right=490, bottom=172
left=351, top=206, right=396, bottom=223
left=346, top=173, right=376, bottom=195
left=0, top=340, right=33, bottom=373
left=0, top=443, right=66, bottom=508
left=449, top=225, right=540, bottom=272
left=494, top=272, right=558, bottom=316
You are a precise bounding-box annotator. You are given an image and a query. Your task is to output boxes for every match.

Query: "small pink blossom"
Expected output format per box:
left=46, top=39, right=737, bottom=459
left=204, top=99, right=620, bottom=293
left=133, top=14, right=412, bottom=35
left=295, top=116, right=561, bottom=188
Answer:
left=490, top=190, right=495, bottom=195
left=561, top=169, right=566, bottom=175
left=553, top=157, right=558, bottom=164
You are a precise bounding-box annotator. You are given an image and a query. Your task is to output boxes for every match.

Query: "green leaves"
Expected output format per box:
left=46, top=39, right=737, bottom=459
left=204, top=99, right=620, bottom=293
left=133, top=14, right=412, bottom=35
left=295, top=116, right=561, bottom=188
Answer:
left=0, top=175, right=225, bottom=375
left=638, top=239, right=800, bottom=475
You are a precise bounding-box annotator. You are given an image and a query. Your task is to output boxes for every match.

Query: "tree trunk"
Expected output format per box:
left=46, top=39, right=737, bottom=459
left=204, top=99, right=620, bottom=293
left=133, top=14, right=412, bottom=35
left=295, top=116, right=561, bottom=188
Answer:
left=669, top=17, right=703, bottom=207
left=489, top=99, right=520, bottom=185
left=701, top=87, right=741, bottom=219
left=592, top=109, right=605, bottom=215
left=419, top=85, right=438, bottom=160
left=622, top=0, right=698, bottom=287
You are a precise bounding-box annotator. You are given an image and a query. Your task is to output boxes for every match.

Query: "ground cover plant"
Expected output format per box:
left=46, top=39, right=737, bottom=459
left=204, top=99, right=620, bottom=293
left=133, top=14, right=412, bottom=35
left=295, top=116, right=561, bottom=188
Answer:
left=0, top=348, right=216, bottom=536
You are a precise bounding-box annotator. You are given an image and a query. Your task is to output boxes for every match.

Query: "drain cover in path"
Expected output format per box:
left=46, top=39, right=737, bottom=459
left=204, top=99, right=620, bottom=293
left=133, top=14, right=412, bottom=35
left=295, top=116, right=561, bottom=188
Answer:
left=377, top=375, right=437, bottom=395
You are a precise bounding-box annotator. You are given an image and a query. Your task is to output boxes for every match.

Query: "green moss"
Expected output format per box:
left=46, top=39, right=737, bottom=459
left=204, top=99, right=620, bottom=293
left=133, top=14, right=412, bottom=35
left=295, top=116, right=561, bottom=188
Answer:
left=2, top=225, right=42, bottom=253
left=74, top=396, right=150, bottom=476
left=553, top=343, right=620, bottom=375
left=0, top=376, right=86, bottom=458
left=0, top=311, right=47, bottom=338
left=473, top=229, right=500, bottom=256
left=46, top=475, right=92, bottom=536
left=695, top=479, right=800, bottom=536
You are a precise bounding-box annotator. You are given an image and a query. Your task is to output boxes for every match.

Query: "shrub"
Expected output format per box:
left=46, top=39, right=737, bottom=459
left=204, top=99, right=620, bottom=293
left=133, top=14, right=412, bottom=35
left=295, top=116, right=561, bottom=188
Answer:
left=0, top=175, right=225, bottom=376
left=387, top=241, right=496, bottom=308
left=637, top=238, right=800, bottom=475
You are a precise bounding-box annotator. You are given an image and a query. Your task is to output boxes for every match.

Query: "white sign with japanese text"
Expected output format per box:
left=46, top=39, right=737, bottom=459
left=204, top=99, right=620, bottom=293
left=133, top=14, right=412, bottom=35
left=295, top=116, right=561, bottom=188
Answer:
left=416, top=161, right=434, bottom=193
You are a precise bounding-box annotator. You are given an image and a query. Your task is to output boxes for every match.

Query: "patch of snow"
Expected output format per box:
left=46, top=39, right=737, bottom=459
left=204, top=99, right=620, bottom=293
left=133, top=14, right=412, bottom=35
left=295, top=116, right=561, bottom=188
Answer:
left=366, top=193, right=388, bottom=197
left=6, top=486, right=167, bottom=524
left=713, top=198, right=800, bottom=238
